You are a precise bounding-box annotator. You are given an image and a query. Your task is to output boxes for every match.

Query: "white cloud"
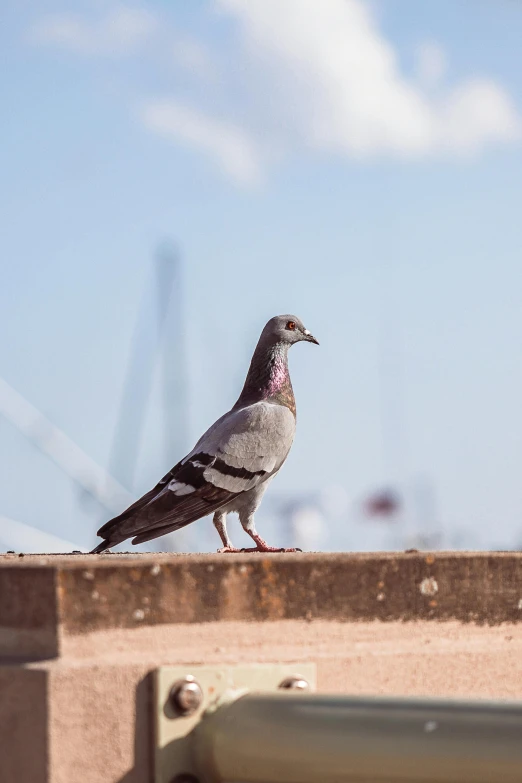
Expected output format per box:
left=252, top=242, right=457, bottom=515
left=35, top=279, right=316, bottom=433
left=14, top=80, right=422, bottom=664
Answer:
left=29, top=6, right=156, bottom=56
left=140, top=100, right=262, bottom=185
left=416, top=42, right=447, bottom=88
left=172, top=39, right=217, bottom=80
left=217, top=0, right=521, bottom=160
left=28, top=0, right=521, bottom=185
left=439, top=79, right=521, bottom=153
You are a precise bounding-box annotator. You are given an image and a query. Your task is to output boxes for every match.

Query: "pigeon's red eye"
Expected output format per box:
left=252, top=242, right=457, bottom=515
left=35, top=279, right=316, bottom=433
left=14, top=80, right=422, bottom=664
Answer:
left=286, top=321, right=296, bottom=331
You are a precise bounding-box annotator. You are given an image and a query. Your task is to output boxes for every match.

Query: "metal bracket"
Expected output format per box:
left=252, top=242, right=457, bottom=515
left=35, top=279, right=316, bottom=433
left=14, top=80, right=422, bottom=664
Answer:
left=154, top=663, right=316, bottom=783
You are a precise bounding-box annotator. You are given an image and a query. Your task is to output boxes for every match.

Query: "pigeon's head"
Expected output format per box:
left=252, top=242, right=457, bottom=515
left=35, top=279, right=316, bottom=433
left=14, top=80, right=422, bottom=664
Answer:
left=262, top=314, right=319, bottom=347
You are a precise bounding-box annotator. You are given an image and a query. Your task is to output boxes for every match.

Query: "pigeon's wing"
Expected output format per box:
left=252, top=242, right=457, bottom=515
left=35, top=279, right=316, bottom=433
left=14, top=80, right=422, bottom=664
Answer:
left=96, top=401, right=295, bottom=546
left=98, top=460, right=184, bottom=528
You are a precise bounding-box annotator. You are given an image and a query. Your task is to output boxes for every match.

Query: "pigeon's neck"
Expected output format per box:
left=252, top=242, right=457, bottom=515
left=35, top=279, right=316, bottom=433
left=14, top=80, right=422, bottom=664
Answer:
left=234, top=341, right=296, bottom=416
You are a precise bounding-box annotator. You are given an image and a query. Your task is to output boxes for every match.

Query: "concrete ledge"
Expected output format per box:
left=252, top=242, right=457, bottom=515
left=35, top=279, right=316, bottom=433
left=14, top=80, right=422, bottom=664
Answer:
left=1, top=551, right=522, bottom=658
left=1, top=552, right=522, bottom=783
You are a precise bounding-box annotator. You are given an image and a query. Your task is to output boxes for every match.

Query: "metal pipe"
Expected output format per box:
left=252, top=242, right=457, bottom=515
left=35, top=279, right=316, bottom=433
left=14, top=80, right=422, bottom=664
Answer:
left=193, top=693, right=522, bottom=783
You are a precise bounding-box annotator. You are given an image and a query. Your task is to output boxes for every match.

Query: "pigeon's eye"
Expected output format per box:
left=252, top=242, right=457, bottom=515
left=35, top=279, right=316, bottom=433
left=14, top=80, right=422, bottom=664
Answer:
left=286, top=321, right=296, bottom=331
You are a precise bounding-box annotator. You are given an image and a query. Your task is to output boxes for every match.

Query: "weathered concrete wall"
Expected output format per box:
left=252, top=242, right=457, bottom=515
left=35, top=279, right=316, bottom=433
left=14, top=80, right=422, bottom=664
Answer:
left=1, top=552, right=522, bottom=783
left=0, top=667, right=48, bottom=783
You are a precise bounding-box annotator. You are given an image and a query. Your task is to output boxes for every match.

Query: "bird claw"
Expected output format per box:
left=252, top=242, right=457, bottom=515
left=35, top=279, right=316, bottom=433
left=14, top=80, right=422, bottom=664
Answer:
left=240, top=546, right=303, bottom=553
left=217, top=540, right=302, bottom=554
left=217, top=547, right=242, bottom=553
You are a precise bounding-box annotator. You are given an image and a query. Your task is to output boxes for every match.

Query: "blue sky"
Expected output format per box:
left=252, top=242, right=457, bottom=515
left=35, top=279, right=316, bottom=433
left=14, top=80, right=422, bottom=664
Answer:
left=1, top=0, right=522, bottom=552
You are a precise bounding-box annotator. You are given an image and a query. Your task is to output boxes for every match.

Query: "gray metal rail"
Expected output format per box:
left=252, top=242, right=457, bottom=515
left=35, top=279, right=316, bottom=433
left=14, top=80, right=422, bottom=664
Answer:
left=192, top=693, right=522, bottom=783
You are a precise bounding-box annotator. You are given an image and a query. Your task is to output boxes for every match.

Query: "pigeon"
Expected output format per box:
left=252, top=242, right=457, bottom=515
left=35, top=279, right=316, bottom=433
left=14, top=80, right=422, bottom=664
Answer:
left=91, top=314, right=318, bottom=554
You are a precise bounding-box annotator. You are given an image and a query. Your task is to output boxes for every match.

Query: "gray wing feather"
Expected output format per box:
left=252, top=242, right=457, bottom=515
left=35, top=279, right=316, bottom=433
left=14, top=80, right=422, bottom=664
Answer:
left=96, top=402, right=295, bottom=546
left=189, top=401, right=295, bottom=479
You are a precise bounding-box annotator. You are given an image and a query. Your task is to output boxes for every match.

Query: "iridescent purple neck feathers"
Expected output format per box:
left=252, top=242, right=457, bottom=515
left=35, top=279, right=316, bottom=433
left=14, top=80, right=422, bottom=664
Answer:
left=234, top=341, right=296, bottom=415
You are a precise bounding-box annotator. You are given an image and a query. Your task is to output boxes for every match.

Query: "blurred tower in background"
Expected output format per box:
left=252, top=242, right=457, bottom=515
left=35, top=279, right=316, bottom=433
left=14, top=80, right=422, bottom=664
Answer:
left=155, top=242, right=189, bottom=474
left=107, top=241, right=191, bottom=551
left=154, top=242, right=191, bottom=551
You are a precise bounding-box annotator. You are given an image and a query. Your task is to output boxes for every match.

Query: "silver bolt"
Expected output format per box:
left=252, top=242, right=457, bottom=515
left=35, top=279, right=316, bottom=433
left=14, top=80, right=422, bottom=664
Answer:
left=279, top=675, right=310, bottom=691
left=169, top=676, right=204, bottom=717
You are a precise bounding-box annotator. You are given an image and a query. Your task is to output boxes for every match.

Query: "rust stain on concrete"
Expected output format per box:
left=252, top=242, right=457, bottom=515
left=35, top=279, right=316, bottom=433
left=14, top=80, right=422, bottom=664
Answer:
left=257, top=558, right=286, bottom=620
left=1, top=552, right=522, bottom=652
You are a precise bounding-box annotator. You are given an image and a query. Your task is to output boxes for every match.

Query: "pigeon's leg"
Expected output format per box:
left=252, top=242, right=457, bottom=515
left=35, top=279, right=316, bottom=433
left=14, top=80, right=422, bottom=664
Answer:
left=239, top=512, right=302, bottom=553
left=213, top=511, right=242, bottom=554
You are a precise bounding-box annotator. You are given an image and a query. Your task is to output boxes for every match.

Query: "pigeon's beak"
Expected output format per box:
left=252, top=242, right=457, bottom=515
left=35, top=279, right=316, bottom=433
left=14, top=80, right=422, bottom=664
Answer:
left=303, top=329, right=319, bottom=345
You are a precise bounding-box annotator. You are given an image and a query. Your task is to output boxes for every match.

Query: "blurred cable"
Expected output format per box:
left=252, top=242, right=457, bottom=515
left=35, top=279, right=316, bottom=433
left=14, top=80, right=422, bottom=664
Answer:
left=0, top=375, right=133, bottom=514
left=0, top=515, right=86, bottom=553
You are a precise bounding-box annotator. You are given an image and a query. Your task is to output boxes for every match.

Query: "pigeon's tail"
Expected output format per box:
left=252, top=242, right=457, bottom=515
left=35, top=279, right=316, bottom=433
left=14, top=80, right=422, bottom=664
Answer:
left=90, top=539, right=113, bottom=554
left=90, top=498, right=150, bottom=554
